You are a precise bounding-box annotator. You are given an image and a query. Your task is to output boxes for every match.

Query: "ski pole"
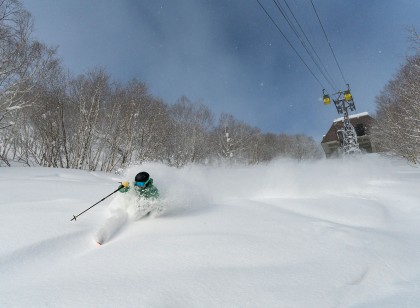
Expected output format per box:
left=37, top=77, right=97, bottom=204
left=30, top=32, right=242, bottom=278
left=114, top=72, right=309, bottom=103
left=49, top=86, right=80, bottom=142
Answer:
left=70, top=185, right=123, bottom=221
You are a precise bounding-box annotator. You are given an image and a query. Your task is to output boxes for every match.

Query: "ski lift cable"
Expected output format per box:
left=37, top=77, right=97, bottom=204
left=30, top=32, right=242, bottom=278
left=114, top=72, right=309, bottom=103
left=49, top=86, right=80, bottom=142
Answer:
left=310, top=0, right=348, bottom=86
left=272, top=0, right=337, bottom=91
left=280, top=0, right=338, bottom=91
left=273, top=0, right=335, bottom=89
left=256, top=0, right=326, bottom=89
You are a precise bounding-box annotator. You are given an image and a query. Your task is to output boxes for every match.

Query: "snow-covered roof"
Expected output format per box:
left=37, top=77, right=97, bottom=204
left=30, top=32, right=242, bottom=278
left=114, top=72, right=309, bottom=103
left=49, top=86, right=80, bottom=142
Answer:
left=333, top=111, right=369, bottom=123
left=322, top=112, right=374, bottom=144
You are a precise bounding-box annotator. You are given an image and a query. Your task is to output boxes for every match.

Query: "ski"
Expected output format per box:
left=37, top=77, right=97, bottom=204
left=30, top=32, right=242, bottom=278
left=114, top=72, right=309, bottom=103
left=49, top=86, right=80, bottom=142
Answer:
left=95, top=236, right=105, bottom=245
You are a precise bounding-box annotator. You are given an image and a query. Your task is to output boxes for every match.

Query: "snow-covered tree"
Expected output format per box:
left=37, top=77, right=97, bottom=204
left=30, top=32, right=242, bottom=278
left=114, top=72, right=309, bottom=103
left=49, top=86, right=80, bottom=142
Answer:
left=19, top=60, right=69, bottom=167
left=0, top=0, right=59, bottom=166
left=372, top=53, right=420, bottom=164
left=166, top=96, right=213, bottom=167
left=65, top=69, right=111, bottom=170
left=100, top=79, right=170, bottom=170
left=214, top=113, right=259, bottom=164
left=0, top=0, right=55, bottom=127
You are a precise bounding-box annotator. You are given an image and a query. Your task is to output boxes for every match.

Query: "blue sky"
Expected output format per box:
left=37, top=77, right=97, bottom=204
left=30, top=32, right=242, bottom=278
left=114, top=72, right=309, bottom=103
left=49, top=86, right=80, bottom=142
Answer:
left=22, top=0, right=420, bottom=141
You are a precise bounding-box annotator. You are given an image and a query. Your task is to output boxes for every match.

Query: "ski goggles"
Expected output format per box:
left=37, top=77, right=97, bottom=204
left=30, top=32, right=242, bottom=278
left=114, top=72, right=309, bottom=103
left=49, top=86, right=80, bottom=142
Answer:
left=134, top=179, right=150, bottom=187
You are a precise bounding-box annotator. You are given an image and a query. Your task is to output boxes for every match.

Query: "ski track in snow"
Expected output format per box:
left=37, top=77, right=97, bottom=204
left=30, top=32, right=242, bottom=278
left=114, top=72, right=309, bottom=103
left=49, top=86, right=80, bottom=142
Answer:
left=94, top=209, right=128, bottom=244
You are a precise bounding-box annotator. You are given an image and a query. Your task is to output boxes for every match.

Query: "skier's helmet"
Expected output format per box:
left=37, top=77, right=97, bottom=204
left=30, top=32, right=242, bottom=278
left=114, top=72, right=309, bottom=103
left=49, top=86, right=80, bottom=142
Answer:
left=135, top=172, right=150, bottom=183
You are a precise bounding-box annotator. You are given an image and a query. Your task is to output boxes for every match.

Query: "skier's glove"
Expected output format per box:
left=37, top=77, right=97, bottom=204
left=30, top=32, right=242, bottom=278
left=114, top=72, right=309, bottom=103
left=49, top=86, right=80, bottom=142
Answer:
left=121, top=181, right=129, bottom=188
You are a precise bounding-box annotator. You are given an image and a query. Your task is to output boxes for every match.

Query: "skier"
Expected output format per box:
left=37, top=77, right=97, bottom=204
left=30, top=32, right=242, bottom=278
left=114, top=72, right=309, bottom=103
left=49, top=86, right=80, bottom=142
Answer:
left=119, top=171, right=160, bottom=200
left=118, top=171, right=162, bottom=219
left=94, top=171, right=162, bottom=245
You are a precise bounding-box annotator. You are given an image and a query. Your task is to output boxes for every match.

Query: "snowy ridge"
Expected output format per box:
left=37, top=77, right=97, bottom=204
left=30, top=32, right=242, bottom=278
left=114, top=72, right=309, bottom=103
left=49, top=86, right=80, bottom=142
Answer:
left=1, top=155, right=420, bottom=307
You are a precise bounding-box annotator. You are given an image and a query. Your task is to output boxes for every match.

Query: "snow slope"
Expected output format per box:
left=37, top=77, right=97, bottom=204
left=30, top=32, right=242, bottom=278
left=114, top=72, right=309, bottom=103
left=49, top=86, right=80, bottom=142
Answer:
left=1, top=155, right=420, bottom=307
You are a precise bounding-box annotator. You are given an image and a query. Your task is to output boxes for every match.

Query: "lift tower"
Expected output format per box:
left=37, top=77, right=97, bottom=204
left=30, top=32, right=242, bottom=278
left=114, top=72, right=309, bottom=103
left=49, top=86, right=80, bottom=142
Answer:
left=323, top=85, right=361, bottom=155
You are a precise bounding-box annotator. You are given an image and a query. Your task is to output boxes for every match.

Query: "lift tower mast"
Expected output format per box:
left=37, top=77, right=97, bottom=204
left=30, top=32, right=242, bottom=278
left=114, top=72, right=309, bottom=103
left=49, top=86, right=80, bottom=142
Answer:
left=323, top=85, right=361, bottom=155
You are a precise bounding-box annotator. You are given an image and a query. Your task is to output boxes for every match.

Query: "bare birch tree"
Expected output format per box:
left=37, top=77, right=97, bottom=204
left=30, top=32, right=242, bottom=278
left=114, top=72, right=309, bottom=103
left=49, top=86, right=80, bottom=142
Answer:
left=66, top=69, right=111, bottom=169
left=166, top=96, right=213, bottom=167
left=215, top=113, right=259, bottom=164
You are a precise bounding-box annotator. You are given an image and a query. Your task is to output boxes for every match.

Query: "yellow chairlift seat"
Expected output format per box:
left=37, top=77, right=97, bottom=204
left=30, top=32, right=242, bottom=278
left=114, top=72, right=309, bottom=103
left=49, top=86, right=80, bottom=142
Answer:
left=344, top=90, right=352, bottom=101
left=323, top=94, right=331, bottom=105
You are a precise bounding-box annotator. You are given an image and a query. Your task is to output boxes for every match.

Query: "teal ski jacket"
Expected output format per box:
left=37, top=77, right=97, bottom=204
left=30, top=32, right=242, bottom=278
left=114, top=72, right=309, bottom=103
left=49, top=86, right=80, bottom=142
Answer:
left=119, top=178, right=160, bottom=200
